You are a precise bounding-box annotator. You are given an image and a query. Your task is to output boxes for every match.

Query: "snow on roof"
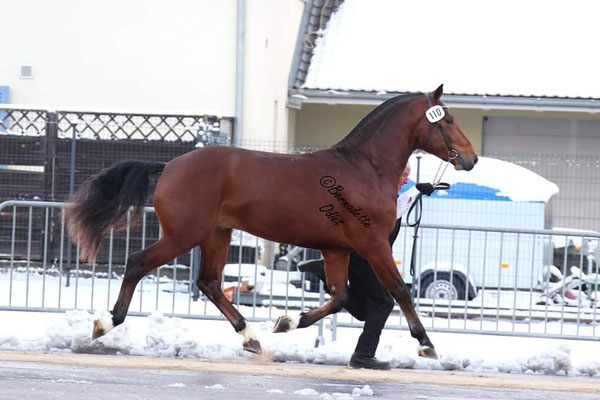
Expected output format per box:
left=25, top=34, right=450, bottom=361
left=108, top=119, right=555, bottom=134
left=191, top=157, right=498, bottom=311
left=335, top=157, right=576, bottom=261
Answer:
left=303, top=0, right=600, bottom=99
left=406, top=153, right=559, bottom=203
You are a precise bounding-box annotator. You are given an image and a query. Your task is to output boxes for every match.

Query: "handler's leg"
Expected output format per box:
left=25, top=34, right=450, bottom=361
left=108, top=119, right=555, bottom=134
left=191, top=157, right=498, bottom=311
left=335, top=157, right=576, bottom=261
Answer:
left=298, top=253, right=395, bottom=368
left=363, top=243, right=438, bottom=359
left=298, top=257, right=369, bottom=321
left=346, top=253, right=395, bottom=369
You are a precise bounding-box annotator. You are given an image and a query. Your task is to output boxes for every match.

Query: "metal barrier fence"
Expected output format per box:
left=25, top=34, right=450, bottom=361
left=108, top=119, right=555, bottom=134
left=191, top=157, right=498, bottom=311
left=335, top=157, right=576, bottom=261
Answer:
left=1, top=200, right=599, bottom=342
left=0, top=200, right=323, bottom=325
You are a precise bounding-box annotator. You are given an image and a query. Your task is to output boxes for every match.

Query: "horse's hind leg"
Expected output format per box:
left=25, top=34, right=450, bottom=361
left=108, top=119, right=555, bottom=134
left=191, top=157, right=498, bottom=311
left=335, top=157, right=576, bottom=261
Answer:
left=196, top=228, right=262, bottom=354
left=273, top=250, right=349, bottom=333
left=93, top=235, right=191, bottom=339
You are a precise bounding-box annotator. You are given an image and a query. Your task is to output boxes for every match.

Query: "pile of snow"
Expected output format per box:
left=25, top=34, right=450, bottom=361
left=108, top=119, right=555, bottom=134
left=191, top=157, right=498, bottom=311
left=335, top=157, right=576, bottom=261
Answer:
left=292, top=386, right=371, bottom=398
left=352, top=385, right=374, bottom=396
left=0, top=310, right=599, bottom=378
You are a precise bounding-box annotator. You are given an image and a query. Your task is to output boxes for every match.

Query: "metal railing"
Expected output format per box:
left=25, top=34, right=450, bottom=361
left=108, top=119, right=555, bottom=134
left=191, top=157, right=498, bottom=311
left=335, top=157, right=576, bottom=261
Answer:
left=385, top=224, right=600, bottom=341
left=0, top=200, right=322, bottom=323
left=0, top=200, right=599, bottom=342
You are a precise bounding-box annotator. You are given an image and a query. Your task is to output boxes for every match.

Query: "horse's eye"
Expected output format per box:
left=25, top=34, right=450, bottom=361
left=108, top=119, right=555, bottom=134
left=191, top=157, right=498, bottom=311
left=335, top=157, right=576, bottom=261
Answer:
left=445, top=116, right=454, bottom=124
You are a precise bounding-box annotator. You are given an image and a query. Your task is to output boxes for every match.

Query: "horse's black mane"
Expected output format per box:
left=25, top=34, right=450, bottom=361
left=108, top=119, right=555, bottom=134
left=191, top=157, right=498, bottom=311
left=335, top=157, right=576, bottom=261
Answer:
left=333, top=92, right=422, bottom=149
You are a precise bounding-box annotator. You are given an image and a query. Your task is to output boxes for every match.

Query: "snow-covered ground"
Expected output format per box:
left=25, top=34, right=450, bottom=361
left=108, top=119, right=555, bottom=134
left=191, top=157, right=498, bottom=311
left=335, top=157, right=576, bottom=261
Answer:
left=1, top=269, right=600, bottom=379
left=0, top=309, right=599, bottom=379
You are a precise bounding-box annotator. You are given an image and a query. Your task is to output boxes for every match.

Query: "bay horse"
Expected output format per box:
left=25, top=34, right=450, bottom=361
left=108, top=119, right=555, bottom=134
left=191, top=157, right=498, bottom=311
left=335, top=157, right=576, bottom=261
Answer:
left=65, top=85, right=477, bottom=360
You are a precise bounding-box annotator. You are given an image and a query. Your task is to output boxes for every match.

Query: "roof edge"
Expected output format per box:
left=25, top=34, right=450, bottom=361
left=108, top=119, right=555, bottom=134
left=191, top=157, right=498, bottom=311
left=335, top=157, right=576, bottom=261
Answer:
left=287, top=0, right=313, bottom=89
left=288, top=0, right=345, bottom=90
left=288, top=89, right=600, bottom=113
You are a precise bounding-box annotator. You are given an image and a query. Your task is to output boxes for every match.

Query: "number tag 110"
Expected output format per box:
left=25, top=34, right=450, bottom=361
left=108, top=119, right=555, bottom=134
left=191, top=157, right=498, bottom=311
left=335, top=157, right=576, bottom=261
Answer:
left=426, top=105, right=445, bottom=123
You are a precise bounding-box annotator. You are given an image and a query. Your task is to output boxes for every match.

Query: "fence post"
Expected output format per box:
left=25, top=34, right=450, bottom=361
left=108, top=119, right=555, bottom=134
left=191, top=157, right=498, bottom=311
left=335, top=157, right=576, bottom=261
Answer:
left=314, top=280, right=326, bottom=348
left=191, top=246, right=201, bottom=301
left=65, top=123, right=77, bottom=287
left=43, top=112, right=58, bottom=262
left=44, top=112, right=57, bottom=201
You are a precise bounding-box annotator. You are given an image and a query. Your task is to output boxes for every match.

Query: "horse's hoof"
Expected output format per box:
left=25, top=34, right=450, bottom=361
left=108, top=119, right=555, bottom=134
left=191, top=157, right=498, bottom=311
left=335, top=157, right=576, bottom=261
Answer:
left=92, top=317, right=113, bottom=340
left=243, top=338, right=262, bottom=354
left=273, top=315, right=297, bottom=333
left=417, top=345, right=438, bottom=360
left=273, top=316, right=290, bottom=333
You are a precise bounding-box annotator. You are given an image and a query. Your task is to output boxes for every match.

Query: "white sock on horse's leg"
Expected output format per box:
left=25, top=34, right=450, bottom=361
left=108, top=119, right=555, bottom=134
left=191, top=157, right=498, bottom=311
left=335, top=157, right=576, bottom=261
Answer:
left=240, top=324, right=263, bottom=354
left=272, top=315, right=299, bottom=333
left=241, top=325, right=258, bottom=342
left=93, top=316, right=114, bottom=339
left=417, top=344, right=438, bottom=359
left=287, top=316, right=299, bottom=330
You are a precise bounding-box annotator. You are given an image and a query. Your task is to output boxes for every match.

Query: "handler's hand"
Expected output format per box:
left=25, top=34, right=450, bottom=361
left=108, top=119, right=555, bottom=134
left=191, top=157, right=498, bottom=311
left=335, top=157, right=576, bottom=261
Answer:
left=415, top=183, right=434, bottom=196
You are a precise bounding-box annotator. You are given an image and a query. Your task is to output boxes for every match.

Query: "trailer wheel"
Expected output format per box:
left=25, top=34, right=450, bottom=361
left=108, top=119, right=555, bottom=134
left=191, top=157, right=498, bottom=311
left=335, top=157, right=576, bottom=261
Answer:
left=420, top=272, right=467, bottom=300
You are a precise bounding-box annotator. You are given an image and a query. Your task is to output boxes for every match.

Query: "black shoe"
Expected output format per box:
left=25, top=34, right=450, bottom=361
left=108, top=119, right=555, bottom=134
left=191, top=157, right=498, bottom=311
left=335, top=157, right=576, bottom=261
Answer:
left=349, top=354, right=391, bottom=370
left=297, top=259, right=325, bottom=279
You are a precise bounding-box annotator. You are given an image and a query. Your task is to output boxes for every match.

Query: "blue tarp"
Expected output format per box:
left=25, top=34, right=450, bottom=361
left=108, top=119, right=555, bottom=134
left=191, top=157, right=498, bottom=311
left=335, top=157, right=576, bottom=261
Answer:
left=400, top=181, right=512, bottom=202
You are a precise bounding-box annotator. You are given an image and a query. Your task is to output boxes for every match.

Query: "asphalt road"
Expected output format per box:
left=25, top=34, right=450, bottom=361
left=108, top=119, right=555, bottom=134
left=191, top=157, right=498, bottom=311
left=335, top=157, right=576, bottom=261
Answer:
left=0, top=353, right=599, bottom=400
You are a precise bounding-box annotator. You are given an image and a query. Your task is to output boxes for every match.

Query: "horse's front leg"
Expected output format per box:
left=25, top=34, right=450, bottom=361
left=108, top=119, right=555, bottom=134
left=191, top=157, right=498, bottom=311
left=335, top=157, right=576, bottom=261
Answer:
left=363, top=243, right=438, bottom=359
left=273, top=250, right=349, bottom=332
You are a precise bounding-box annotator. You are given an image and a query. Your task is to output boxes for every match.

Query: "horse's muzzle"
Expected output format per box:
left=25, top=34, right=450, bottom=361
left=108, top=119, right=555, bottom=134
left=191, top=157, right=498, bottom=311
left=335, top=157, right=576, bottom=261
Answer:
left=454, top=154, right=478, bottom=171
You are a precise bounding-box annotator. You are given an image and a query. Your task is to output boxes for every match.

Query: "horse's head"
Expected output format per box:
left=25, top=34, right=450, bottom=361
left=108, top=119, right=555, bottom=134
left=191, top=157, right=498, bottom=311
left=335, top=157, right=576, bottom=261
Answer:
left=415, top=85, right=478, bottom=171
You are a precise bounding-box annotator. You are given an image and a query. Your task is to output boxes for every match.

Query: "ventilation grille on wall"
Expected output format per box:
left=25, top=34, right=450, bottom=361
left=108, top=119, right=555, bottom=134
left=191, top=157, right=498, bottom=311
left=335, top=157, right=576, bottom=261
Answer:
left=19, top=65, right=33, bottom=79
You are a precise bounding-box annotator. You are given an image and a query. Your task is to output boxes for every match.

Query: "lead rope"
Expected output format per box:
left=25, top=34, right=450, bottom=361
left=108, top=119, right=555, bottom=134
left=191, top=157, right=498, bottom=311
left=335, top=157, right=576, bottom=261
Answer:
left=406, top=191, right=423, bottom=278
left=406, top=153, right=454, bottom=278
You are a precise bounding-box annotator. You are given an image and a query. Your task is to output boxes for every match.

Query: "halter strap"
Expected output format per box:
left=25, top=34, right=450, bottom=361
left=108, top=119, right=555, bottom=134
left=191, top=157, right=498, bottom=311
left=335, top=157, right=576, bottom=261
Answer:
left=424, top=93, right=457, bottom=164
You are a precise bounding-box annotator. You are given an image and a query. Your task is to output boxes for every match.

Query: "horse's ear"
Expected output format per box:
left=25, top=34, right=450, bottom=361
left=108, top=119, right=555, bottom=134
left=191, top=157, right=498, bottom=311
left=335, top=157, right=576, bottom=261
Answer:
left=433, top=84, right=444, bottom=101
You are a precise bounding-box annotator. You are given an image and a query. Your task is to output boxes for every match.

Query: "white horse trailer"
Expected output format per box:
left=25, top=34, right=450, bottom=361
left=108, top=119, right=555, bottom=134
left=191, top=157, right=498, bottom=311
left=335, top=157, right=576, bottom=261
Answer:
left=393, top=154, right=559, bottom=300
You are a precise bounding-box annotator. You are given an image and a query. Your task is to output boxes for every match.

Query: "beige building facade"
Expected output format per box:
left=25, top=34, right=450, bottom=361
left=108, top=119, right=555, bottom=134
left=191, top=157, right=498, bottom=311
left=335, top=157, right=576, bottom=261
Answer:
left=1, top=0, right=304, bottom=149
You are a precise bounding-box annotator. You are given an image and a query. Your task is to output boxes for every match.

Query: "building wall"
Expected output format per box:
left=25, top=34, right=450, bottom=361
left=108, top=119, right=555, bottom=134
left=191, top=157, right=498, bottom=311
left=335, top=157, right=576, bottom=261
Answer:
left=481, top=113, right=600, bottom=231
left=2, top=0, right=304, bottom=147
left=1, top=0, right=237, bottom=115
left=242, top=0, right=304, bottom=150
left=293, top=103, right=368, bottom=149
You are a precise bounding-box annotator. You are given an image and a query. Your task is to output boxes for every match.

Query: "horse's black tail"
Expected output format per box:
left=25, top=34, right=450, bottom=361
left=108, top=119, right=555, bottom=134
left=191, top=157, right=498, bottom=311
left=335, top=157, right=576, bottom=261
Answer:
left=64, top=160, right=166, bottom=262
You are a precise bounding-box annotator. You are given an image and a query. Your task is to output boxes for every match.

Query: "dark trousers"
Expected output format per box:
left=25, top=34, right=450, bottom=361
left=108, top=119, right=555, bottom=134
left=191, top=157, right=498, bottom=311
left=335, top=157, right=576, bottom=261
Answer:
left=310, top=253, right=395, bottom=357
left=345, top=253, right=395, bottom=357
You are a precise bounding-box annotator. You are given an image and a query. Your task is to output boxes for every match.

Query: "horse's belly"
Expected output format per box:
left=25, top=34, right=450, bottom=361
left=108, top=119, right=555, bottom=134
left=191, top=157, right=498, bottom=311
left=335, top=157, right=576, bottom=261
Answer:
left=221, top=203, right=350, bottom=250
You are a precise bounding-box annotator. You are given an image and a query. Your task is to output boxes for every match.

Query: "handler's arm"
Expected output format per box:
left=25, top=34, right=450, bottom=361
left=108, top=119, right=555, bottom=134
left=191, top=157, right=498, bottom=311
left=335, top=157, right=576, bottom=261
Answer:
left=396, top=186, right=420, bottom=218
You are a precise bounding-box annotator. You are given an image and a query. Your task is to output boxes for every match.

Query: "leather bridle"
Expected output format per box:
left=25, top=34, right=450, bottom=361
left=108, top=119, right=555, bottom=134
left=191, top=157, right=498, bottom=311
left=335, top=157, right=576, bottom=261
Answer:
left=424, top=93, right=458, bottom=162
